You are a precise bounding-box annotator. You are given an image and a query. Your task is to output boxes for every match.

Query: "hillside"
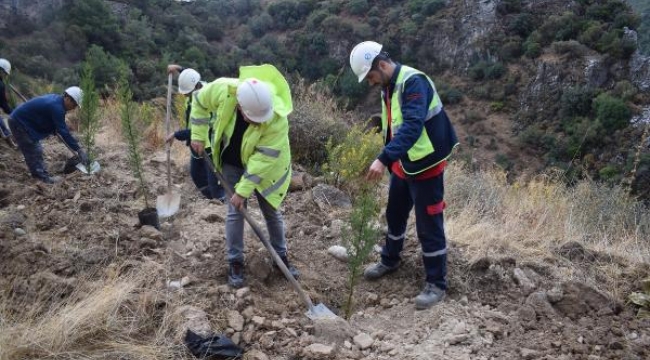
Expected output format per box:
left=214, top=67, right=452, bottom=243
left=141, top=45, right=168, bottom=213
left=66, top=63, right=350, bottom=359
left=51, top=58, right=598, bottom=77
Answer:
left=0, top=99, right=648, bottom=359
left=1, top=0, right=649, bottom=197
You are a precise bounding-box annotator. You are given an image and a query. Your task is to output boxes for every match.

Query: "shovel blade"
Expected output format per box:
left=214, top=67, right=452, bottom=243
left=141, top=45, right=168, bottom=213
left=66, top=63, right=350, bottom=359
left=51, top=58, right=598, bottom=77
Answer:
left=306, top=303, right=338, bottom=320
left=76, top=161, right=101, bottom=174
left=156, top=192, right=181, bottom=218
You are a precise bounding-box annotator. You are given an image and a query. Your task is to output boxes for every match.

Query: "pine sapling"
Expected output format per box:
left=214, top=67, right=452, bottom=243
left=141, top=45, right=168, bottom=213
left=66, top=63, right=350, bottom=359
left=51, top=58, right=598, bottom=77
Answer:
left=79, top=59, right=101, bottom=169
left=343, top=183, right=381, bottom=320
left=118, top=71, right=150, bottom=208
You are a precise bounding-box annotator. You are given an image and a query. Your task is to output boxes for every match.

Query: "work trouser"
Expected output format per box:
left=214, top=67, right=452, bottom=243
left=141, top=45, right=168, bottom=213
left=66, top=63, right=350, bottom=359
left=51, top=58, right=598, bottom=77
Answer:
left=0, top=116, right=11, bottom=137
left=8, top=118, right=49, bottom=180
left=381, top=172, right=448, bottom=290
left=190, top=148, right=224, bottom=200
left=222, top=162, right=287, bottom=264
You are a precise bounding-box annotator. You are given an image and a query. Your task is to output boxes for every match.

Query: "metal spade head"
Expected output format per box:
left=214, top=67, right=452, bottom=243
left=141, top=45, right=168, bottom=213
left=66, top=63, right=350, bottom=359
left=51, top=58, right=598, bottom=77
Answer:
left=75, top=160, right=101, bottom=175
left=306, top=303, right=338, bottom=320
left=156, top=191, right=181, bottom=218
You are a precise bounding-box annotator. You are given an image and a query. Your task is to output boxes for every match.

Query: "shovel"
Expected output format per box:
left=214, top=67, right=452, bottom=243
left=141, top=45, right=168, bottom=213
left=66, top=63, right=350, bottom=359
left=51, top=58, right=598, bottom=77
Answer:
left=156, top=73, right=181, bottom=218
left=202, top=155, right=337, bottom=320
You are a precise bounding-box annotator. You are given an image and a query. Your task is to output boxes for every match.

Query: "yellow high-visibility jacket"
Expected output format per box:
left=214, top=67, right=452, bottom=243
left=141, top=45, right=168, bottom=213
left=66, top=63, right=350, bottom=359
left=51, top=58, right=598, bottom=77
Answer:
left=190, top=64, right=292, bottom=209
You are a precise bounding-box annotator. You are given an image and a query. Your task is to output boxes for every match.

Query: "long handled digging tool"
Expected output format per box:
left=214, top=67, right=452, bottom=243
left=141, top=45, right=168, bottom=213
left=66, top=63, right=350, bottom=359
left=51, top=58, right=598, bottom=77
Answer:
left=10, top=84, right=100, bottom=174
left=156, top=73, right=181, bottom=217
left=202, top=154, right=337, bottom=320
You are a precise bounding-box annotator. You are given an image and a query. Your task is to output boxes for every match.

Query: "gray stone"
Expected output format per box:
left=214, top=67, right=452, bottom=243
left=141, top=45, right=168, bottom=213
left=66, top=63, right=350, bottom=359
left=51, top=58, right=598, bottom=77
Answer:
left=304, top=343, right=335, bottom=357
left=140, top=225, right=163, bottom=241
left=353, top=333, right=374, bottom=350
left=513, top=267, right=536, bottom=294
left=227, top=310, right=245, bottom=331
left=312, top=184, right=352, bottom=209
left=525, top=291, right=557, bottom=318
left=252, top=316, right=266, bottom=327
left=520, top=348, right=540, bottom=359
left=235, top=287, right=250, bottom=299
left=246, top=349, right=269, bottom=360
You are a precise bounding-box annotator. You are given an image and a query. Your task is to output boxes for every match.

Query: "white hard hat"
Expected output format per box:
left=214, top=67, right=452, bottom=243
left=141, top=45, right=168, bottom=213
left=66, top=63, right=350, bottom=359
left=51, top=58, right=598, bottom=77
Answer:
left=237, top=78, right=274, bottom=124
left=0, top=58, right=11, bottom=75
left=178, top=68, right=201, bottom=94
left=349, top=41, right=383, bottom=82
left=65, top=86, right=83, bottom=108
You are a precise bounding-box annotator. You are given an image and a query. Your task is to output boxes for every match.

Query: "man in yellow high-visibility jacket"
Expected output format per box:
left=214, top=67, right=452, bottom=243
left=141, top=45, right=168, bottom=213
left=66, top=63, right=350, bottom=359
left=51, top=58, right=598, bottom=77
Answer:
left=190, top=64, right=298, bottom=288
left=350, top=41, right=459, bottom=310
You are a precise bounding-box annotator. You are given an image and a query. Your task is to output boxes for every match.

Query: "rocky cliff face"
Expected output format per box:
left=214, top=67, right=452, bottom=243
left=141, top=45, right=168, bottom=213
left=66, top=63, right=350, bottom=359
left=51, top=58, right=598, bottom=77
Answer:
left=0, top=0, right=63, bottom=28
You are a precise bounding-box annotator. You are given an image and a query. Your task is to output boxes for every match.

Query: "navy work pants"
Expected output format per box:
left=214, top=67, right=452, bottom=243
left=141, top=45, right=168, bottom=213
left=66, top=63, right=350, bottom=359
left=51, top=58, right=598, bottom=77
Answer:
left=380, top=172, right=448, bottom=290
left=190, top=149, right=225, bottom=200
left=8, top=118, right=49, bottom=180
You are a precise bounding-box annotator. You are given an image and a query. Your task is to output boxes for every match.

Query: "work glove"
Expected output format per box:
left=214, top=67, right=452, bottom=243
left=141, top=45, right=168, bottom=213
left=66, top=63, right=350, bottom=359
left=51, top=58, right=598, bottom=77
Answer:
left=77, top=149, right=89, bottom=165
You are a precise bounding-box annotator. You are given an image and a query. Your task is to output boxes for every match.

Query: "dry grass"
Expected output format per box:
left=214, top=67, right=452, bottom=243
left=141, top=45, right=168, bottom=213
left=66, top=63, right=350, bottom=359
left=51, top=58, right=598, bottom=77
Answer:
left=0, top=262, right=205, bottom=360
left=289, top=78, right=353, bottom=168
left=445, top=161, right=650, bottom=297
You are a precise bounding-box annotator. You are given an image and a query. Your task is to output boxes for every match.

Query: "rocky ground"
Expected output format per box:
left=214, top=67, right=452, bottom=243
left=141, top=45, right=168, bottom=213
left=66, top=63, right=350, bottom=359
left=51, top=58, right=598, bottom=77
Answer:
left=1, top=133, right=649, bottom=360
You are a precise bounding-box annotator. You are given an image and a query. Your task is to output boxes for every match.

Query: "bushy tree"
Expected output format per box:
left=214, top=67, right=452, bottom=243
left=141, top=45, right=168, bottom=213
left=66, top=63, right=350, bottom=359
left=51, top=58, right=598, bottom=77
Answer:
left=593, top=93, right=631, bottom=132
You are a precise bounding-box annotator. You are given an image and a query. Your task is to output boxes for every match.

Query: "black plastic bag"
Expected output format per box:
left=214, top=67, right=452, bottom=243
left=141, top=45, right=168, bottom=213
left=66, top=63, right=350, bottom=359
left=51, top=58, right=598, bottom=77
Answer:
left=184, top=329, right=244, bottom=359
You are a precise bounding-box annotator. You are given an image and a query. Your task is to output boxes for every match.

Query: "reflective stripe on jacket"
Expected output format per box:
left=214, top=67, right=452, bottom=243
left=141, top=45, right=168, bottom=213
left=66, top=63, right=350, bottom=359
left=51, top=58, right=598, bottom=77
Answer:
left=190, top=64, right=292, bottom=209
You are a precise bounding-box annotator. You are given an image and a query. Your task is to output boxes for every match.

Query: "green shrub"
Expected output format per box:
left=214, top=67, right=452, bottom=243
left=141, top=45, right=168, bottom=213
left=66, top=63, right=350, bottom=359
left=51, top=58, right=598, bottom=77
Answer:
left=523, top=38, right=542, bottom=58
left=490, top=101, right=505, bottom=112
left=439, top=86, right=463, bottom=105
left=461, top=109, right=485, bottom=125
left=324, top=125, right=383, bottom=195
left=599, top=165, right=620, bottom=182
left=469, top=61, right=506, bottom=80
left=499, top=40, right=523, bottom=61
left=496, top=0, right=522, bottom=15
left=495, top=153, right=513, bottom=171
left=551, top=40, right=590, bottom=57
left=507, top=13, right=535, bottom=37
left=593, top=93, right=631, bottom=132
left=407, top=0, right=443, bottom=15
left=560, top=86, right=596, bottom=118
left=612, top=80, right=638, bottom=102
left=347, top=0, right=368, bottom=15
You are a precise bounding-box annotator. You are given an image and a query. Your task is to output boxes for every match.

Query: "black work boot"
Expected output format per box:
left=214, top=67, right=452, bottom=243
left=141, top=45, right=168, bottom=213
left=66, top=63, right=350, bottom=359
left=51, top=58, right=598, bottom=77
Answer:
left=276, top=256, right=300, bottom=280
left=228, top=261, right=245, bottom=288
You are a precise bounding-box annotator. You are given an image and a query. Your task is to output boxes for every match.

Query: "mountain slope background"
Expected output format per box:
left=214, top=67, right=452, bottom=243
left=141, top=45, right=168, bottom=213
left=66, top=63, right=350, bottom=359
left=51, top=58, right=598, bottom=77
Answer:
left=1, top=0, right=649, bottom=197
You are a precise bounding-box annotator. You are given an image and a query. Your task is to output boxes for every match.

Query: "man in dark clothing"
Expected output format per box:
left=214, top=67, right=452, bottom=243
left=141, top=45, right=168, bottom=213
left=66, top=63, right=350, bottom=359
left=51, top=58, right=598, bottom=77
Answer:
left=165, top=64, right=224, bottom=201
left=350, top=41, right=459, bottom=310
left=0, top=58, right=15, bottom=145
left=8, top=86, right=88, bottom=184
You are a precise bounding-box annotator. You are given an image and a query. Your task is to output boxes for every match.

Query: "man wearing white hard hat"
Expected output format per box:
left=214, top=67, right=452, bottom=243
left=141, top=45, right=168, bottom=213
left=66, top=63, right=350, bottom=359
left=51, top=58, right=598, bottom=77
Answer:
left=8, top=86, right=88, bottom=183
left=164, top=64, right=224, bottom=201
left=350, top=41, right=459, bottom=309
left=190, top=64, right=298, bottom=288
left=0, top=58, right=15, bottom=143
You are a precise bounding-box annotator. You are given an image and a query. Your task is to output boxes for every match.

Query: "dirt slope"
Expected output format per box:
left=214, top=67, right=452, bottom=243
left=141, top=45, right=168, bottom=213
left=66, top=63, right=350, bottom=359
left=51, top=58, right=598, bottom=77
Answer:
left=0, top=129, right=649, bottom=360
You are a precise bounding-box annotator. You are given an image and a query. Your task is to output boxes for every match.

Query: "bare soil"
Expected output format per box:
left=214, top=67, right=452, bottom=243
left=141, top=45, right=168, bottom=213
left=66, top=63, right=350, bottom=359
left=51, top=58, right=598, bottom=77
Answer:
left=1, top=133, right=649, bottom=360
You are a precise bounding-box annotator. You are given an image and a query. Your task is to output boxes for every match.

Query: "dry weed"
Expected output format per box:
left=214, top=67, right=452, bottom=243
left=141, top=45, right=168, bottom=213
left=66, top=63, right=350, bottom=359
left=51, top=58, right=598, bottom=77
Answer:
left=289, top=78, right=352, bottom=169
left=445, top=161, right=650, bottom=297
left=0, top=262, right=203, bottom=360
